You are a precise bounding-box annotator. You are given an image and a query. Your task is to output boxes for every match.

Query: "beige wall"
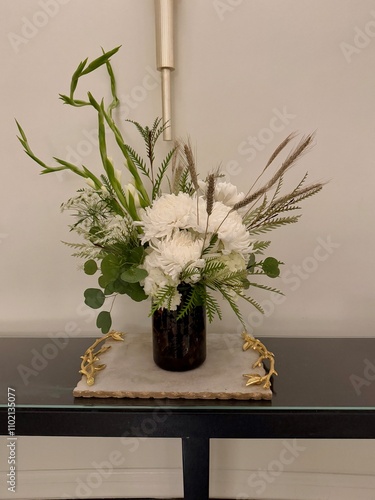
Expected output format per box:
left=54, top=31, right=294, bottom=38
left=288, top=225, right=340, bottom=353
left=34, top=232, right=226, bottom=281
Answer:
left=1, top=1, right=375, bottom=499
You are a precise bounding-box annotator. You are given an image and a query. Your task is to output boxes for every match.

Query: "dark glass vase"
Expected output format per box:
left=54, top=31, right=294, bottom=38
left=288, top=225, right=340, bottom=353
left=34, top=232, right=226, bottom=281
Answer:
left=152, top=286, right=206, bottom=372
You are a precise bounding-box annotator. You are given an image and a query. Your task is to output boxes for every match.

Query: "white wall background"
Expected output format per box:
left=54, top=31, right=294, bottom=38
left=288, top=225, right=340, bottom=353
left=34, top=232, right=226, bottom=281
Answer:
left=1, top=1, right=375, bottom=499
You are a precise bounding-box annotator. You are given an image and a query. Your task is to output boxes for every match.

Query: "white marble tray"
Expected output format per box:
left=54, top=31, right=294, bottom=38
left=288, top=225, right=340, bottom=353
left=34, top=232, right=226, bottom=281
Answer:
left=73, top=333, right=272, bottom=400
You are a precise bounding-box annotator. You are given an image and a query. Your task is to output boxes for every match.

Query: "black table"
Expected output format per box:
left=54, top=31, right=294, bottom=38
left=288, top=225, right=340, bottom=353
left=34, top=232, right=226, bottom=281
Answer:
left=1, top=336, right=375, bottom=500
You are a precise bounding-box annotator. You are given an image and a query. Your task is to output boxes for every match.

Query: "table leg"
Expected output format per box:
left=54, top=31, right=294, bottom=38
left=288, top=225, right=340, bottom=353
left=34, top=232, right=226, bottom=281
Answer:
left=182, top=436, right=210, bottom=500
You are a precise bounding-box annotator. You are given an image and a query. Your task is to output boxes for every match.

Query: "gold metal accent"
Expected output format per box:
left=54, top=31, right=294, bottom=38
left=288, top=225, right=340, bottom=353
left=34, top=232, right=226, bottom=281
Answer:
left=79, top=331, right=125, bottom=386
left=242, top=332, right=278, bottom=390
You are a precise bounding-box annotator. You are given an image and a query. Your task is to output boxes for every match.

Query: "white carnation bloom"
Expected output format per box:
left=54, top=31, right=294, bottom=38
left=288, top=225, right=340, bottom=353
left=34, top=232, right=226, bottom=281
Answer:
left=142, top=267, right=182, bottom=310
left=216, top=207, right=254, bottom=255
left=142, top=267, right=169, bottom=296
left=193, top=200, right=254, bottom=256
left=144, top=230, right=204, bottom=282
left=138, top=193, right=196, bottom=242
left=214, top=181, right=245, bottom=207
left=198, top=180, right=245, bottom=207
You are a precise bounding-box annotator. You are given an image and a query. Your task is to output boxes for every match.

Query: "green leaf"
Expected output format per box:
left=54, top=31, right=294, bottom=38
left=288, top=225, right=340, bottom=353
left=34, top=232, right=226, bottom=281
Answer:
left=111, top=279, right=129, bottom=294
left=123, top=282, right=148, bottom=302
left=84, top=288, right=105, bottom=309
left=81, top=47, right=121, bottom=76
left=104, top=282, right=116, bottom=295
left=69, top=58, right=88, bottom=98
left=262, top=257, right=281, bottom=278
left=247, top=253, right=256, bottom=270
left=121, top=267, right=148, bottom=283
left=84, top=259, right=98, bottom=275
left=96, top=311, right=112, bottom=334
left=101, top=254, right=120, bottom=280
left=98, top=275, right=108, bottom=288
left=126, top=246, right=145, bottom=264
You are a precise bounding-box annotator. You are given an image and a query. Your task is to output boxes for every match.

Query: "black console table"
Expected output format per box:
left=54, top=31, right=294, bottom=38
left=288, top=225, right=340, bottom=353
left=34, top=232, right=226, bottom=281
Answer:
left=1, top=336, right=375, bottom=499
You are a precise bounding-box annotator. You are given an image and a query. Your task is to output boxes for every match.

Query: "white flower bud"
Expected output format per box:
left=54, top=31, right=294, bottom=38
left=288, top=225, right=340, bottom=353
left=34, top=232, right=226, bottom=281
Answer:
left=124, top=183, right=141, bottom=208
left=85, top=178, right=96, bottom=189
left=114, top=168, right=122, bottom=182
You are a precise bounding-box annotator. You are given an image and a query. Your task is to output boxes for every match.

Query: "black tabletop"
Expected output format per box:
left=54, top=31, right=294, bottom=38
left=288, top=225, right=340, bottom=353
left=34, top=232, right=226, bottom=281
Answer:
left=0, top=336, right=374, bottom=410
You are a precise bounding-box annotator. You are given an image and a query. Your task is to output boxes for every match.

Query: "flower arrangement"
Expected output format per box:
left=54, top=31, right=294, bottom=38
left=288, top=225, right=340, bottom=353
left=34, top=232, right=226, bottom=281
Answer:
left=17, top=47, right=323, bottom=334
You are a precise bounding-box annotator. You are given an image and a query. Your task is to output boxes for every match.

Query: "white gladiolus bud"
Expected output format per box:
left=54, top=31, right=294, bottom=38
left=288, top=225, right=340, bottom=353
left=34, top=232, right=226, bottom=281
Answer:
left=124, top=183, right=141, bottom=208
left=114, top=168, right=122, bottom=182
left=85, top=178, right=96, bottom=189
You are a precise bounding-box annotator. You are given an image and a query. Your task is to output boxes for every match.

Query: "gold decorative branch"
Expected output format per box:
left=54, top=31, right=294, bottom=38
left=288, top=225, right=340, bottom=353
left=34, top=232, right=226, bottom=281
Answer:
left=79, top=331, right=125, bottom=386
left=242, top=332, right=278, bottom=389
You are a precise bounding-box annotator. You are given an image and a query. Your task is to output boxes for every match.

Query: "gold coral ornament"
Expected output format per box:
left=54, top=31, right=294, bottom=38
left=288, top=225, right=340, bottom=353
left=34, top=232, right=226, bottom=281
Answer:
left=242, top=332, right=278, bottom=389
left=79, top=331, right=125, bottom=386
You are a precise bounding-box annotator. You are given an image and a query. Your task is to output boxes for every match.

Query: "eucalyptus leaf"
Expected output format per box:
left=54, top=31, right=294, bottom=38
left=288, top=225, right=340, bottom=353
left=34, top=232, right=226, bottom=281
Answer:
left=98, top=275, right=108, bottom=288
left=84, top=288, right=105, bottom=309
left=104, top=282, right=116, bottom=295
left=101, top=254, right=120, bottom=280
left=84, top=259, right=98, bottom=275
left=96, top=311, right=112, bottom=334
left=126, top=246, right=144, bottom=264
left=262, top=257, right=280, bottom=278
left=121, top=267, right=148, bottom=283
left=111, top=279, right=129, bottom=295
left=122, top=282, right=148, bottom=302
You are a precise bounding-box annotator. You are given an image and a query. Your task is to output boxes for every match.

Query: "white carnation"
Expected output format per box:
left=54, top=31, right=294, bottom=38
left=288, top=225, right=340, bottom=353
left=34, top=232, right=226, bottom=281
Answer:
left=144, top=230, right=204, bottom=282
left=192, top=199, right=254, bottom=256
left=198, top=180, right=245, bottom=207
left=138, top=193, right=196, bottom=242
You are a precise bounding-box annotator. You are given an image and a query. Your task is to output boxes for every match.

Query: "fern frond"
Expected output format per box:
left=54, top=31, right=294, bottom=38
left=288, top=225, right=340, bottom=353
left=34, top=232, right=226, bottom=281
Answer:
left=269, top=175, right=284, bottom=205
left=126, top=120, right=149, bottom=143
left=252, top=241, right=271, bottom=254
left=236, top=290, right=265, bottom=315
left=152, top=147, right=176, bottom=200
left=248, top=282, right=284, bottom=295
left=150, top=285, right=176, bottom=314
left=248, top=216, right=300, bottom=235
left=242, top=194, right=268, bottom=226
left=151, top=117, right=168, bottom=145
left=178, top=167, right=194, bottom=194
left=202, top=233, right=218, bottom=255
left=124, top=144, right=149, bottom=179
left=176, top=286, right=202, bottom=319
left=202, top=259, right=226, bottom=276
left=204, top=289, right=222, bottom=322
left=216, top=285, right=245, bottom=327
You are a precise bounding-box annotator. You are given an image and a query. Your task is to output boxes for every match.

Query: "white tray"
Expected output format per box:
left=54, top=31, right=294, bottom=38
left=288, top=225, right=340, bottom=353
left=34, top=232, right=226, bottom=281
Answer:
left=73, top=333, right=272, bottom=400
